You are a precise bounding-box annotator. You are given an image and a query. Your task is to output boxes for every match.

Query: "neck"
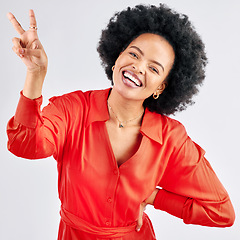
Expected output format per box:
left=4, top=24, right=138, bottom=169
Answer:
left=107, top=87, right=145, bottom=127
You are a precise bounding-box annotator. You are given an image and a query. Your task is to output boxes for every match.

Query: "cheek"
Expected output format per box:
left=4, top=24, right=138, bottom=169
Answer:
left=115, top=52, right=133, bottom=69
left=146, top=75, right=164, bottom=88
left=115, top=57, right=127, bottom=70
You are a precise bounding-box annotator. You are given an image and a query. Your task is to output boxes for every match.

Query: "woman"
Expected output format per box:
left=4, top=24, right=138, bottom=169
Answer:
left=7, top=4, right=235, bottom=240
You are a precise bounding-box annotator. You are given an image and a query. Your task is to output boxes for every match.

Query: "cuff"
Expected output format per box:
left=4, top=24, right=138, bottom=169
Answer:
left=14, top=91, right=43, bottom=128
left=153, top=189, right=187, bottom=219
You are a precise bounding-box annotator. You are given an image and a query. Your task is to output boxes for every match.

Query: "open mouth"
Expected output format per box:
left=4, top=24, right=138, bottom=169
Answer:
left=122, top=71, right=142, bottom=87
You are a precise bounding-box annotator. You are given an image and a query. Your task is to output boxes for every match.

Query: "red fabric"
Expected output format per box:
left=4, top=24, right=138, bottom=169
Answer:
left=60, top=205, right=136, bottom=237
left=7, top=88, right=235, bottom=239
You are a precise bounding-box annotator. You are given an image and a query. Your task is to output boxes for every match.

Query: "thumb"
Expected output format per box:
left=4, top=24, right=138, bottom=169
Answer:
left=136, top=202, right=146, bottom=232
left=19, top=48, right=42, bottom=58
left=136, top=215, right=143, bottom=232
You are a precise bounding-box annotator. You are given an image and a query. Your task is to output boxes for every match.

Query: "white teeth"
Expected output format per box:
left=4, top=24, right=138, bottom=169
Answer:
left=123, top=72, right=141, bottom=86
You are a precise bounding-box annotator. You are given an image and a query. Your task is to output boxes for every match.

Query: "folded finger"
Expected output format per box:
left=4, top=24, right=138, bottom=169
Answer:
left=12, top=46, right=19, bottom=55
left=22, top=48, right=42, bottom=58
left=7, top=12, right=25, bottom=35
left=31, top=39, right=41, bottom=50
left=12, top=37, right=22, bottom=48
left=12, top=46, right=24, bottom=58
left=29, top=9, right=37, bottom=29
left=12, top=46, right=42, bottom=59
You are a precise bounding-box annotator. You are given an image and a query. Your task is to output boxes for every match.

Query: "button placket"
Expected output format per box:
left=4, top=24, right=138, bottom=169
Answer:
left=104, top=167, right=120, bottom=227
left=105, top=220, right=111, bottom=226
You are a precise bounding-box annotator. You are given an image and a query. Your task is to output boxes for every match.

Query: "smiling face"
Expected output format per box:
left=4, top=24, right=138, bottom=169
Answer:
left=112, top=33, right=175, bottom=101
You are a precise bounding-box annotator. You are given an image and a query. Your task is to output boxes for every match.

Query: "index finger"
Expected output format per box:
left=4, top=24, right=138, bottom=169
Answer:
left=7, top=12, right=25, bottom=35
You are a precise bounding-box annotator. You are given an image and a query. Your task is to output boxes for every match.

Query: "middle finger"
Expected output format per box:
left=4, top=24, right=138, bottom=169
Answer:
left=29, top=9, right=37, bottom=29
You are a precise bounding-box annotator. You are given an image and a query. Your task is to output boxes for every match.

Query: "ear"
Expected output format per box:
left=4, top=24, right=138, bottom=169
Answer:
left=154, top=82, right=168, bottom=95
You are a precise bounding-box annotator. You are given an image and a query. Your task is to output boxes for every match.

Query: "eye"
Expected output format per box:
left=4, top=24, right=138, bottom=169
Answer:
left=129, top=52, right=138, bottom=59
left=149, top=66, right=159, bottom=74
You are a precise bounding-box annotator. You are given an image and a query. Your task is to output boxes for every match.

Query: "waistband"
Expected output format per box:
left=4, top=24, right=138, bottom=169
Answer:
left=60, top=206, right=137, bottom=238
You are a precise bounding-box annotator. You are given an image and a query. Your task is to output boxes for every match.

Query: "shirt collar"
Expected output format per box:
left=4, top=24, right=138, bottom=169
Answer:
left=86, top=88, right=163, bottom=145
left=140, top=108, right=163, bottom=145
left=86, top=88, right=111, bottom=127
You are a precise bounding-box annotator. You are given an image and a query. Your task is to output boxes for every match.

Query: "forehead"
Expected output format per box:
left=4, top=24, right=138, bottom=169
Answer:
left=127, top=33, right=175, bottom=66
left=129, top=33, right=170, bottom=48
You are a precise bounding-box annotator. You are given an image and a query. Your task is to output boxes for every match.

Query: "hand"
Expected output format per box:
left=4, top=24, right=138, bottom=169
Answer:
left=136, top=188, right=160, bottom=232
left=7, top=9, right=48, bottom=73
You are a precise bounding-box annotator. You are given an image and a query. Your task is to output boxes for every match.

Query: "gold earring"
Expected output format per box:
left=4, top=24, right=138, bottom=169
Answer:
left=153, top=93, right=160, bottom=99
left=112, top=65, right=115, bottom=71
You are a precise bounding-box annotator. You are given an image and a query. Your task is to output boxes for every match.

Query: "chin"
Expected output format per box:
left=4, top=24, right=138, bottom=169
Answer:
left=112, top=85, right=147, bottom=102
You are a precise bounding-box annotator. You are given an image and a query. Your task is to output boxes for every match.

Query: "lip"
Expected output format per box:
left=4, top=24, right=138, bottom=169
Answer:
left=122, top=70, right=143, bottom=87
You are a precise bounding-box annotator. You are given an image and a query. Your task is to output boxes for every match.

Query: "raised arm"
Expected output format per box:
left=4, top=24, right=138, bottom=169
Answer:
left=7, top=9, right=48, bottom=99
left=7, top=10, right=67, bottom=160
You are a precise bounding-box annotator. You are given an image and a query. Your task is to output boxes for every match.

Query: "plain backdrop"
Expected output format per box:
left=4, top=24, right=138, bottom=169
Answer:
left=1, top=0, right=240, bottom=239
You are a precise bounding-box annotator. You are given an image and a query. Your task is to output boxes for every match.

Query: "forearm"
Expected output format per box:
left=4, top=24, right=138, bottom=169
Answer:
left=144, top=188, right=160, bottom=205
left=7, top=92, right=54, bottom=159
left=7, top=118, right=54, bottom=159
left=153, top=188, right=235, bottom=227
left=7, top=91, right=68, bottom=160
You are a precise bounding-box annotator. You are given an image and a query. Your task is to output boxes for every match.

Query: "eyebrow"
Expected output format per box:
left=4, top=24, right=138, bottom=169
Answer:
left=129, top=46, right=165, bottom=72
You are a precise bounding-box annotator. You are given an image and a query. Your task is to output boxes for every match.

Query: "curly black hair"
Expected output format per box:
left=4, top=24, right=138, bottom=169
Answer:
left=97, top=4, right=207, bottom=115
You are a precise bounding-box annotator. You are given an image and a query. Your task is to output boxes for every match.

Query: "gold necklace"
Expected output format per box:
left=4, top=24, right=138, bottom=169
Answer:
left=107, top=101, right=144, bottom=128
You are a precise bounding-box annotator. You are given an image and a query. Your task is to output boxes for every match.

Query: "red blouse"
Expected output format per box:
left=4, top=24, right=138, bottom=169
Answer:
left=7, top=88, right=235, bottom=240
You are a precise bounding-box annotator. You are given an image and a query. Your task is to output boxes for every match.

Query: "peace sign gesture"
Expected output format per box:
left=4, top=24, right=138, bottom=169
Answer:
left=7, top=9, right=48, bottom=73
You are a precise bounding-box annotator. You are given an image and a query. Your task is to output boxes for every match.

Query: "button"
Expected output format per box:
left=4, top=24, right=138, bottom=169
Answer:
left=106, top=221, right=111, bottom=226
left=107, top=197, right=112, bottom=203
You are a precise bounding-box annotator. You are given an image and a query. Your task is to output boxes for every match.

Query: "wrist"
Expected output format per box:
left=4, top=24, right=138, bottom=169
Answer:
left=23, top=70, right=46, bottom=99
left=27, top=65, right=47, bottom=75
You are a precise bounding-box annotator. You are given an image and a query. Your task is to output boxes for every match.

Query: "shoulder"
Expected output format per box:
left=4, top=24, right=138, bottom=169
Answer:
left=49, top=90, right=90, bottom=106
left=148, top=111, right=187, bottom=136
left=49, top=88, right=109, bottom=105
left=162, top=115, right=186, bottom=133
left=45, top=88, right=110, bottom=119
left=142, top=109, right=188, bottom=146
left=42, top=90, right=92, bottom=120
left=47, top=89, right=105, bottom=109
left=160, top=114, right=188, bottom=145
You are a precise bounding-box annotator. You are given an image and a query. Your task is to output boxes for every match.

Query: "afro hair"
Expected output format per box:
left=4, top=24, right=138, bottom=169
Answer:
left=97, top=4, right=208, bottom=115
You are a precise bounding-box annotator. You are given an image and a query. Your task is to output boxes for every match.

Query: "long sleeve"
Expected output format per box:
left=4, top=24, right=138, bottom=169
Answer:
left=7, top=92, right=68, bottom=160
left=153, top=136, right=235, bottom=227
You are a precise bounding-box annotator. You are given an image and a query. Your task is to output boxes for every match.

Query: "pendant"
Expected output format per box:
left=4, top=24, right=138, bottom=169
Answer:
left=119, top=123, right=124, bottom=128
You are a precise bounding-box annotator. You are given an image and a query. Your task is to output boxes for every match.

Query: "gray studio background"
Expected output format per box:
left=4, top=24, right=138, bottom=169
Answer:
left=1, top=0, right=240, bottom=239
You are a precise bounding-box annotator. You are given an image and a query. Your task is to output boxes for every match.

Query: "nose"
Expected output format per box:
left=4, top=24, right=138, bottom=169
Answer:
left=132, top=63, right=145, bottom=74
